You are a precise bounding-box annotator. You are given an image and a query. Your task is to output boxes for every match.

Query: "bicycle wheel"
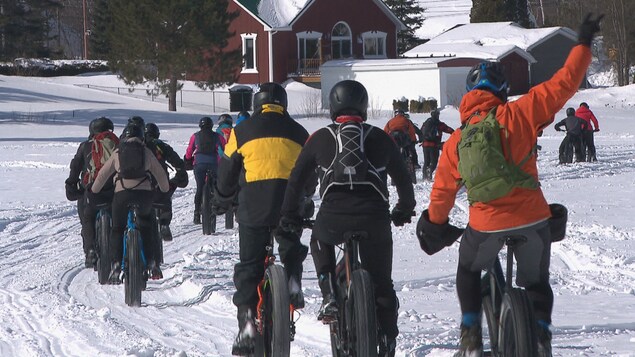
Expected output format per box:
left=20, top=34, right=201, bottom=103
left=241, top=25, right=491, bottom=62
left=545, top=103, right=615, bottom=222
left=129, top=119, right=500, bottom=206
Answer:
left=261, top=264, right=291, bottom=356
left=347, top=269, right=378, bottom=357
left=124, top=229, right=144, bottom=307
left=201, top=181, right=216, bottom=235
left=498, top=288, right=537, bottom=357
left=96, top=210, right=111, bottom=285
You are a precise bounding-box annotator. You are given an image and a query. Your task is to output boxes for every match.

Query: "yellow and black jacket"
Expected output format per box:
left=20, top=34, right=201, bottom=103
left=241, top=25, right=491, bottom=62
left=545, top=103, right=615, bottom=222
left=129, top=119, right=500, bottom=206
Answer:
left=216, top=106, right=309, bottom=226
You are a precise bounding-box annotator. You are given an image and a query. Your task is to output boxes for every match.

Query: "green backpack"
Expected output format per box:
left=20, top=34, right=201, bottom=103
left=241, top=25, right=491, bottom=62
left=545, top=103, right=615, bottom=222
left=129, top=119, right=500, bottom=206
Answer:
left=457, top=107, right=539, bottom=205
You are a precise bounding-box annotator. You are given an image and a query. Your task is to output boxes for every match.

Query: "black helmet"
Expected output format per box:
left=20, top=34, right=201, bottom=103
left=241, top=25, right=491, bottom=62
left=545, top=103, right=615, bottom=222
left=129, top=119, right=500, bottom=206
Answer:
left=566, top=107, right=576, bottom=116
left=217, top=113, right=233, bottom=127
left=89, top=116, right=114, bottom=136
left=145, top=122, right=160, bottom=140
left=199, top=116, right=213, bottom=129
left=123, top=124, right=144, bottom=139
left=466, top=61, right=508, bottom=94
left=329, top=80, right=369, bottom=120
left=253, top=82, right=287, bottom=112
left=431, top=109, right=440, bottom=119
left=128, top=116, right=145, bottom=128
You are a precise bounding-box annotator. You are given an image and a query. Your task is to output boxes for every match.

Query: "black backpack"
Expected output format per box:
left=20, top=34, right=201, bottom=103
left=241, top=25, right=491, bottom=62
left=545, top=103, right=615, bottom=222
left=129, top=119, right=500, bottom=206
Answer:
left=319, top=121, right=387, bottom=201
left=389, top=130, right=412, bottom=148
left=422, top=118, right=439, bottom=142
left=118, top=140, right=147, bottom=181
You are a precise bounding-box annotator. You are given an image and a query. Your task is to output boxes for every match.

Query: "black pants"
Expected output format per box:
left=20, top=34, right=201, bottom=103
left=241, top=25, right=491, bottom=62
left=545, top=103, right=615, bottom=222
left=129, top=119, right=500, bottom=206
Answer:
left=582, top=130, right=597, bottom=161
left=233, top=224, right=272, bottom=309
left=310, top=211, right=399, bottom=339
left=154, top=187, right=175, bottom=225
left=81, top=189, right=114, bottom=254
left=422, top=146, right=440, bottom=177
left=109, top=190, right=158, bottom=265
left=456, top=221, right=553, bottom=323
left=194, top=163, right=216, bottom=214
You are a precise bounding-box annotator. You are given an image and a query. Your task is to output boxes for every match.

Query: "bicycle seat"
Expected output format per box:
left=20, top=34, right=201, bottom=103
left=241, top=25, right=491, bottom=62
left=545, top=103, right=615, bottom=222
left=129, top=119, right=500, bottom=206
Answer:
left=500, top=235, right=527, bottom=247
left=343, top=230, right=368, bottom=241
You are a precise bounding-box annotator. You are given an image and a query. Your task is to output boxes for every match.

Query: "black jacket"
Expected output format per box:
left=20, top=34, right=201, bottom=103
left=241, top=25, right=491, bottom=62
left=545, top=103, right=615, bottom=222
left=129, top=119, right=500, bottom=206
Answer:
left=68, top=139, right=91, bottom=187
left=145, top=138, right=185, bottom=173
left=555, top=115, right=585, bottom=136
left=216, top=108, right=309, bottom=226
left=281, top=119, right=416, bottom=218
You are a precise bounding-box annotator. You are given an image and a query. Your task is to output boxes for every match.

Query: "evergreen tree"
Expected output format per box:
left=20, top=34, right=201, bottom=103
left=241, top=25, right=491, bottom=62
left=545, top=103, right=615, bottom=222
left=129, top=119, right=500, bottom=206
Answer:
left=385, top=0, right=425, bottom=54
left=472, top=0, right=532, bottom=27
left=89, top=0, right=112, bottom=59
left=0, top=0, right=61, bottom=61
left=105, top=0, right=242, bottom=111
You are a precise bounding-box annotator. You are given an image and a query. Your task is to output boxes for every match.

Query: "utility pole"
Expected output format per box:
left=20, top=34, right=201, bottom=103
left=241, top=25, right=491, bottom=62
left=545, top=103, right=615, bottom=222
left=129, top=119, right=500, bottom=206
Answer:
left=83, top=0, right=88, bottom=59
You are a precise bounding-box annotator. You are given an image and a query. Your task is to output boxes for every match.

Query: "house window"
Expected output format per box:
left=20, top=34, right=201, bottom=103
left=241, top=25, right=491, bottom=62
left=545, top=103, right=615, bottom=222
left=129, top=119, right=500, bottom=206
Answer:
left=331, top=22, right=352, bottom=59
left=241, top=33, right=257, bottom=73
left=297, top=31, right=322, bottom=73
left=362, top=31, right=386, bottom=58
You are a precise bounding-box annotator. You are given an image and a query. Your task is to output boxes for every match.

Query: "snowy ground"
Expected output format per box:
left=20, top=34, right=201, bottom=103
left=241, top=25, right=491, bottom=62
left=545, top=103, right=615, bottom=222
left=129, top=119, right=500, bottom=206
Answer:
left=0, top=72, right=634, bottom=357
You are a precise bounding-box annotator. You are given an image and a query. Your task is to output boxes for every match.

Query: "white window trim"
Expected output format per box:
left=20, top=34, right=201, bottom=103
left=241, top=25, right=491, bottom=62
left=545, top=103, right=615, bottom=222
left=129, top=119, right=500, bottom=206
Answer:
left=362, top=31, right=387, bottom=59
left=296, top=31, right=322, bottom=59
left=241, top=33, right=258, bottom=74
left=331, top=22, right=352, bottom=59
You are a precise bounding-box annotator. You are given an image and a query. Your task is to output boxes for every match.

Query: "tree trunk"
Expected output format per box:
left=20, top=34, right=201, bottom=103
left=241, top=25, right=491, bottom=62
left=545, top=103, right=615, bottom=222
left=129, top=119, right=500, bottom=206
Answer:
left=168, top=76, right=177, bottom=112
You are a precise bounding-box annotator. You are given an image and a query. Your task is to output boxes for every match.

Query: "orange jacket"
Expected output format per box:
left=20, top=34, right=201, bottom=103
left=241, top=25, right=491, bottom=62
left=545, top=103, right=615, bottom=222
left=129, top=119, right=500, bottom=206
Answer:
left=428, top=44, right=591, bottom=231
left=384, top=115, right=417, bottom=142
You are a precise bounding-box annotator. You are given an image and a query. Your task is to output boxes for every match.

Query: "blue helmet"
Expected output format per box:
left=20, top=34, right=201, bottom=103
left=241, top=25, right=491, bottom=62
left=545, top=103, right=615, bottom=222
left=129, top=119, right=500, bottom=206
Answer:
left=466, top=61, right=508, bottom=93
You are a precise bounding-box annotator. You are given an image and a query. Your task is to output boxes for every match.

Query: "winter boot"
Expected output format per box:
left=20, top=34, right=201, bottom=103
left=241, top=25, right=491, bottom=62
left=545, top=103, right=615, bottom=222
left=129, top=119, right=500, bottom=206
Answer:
left=160, top=224, right=173, bottom=241
left=286, top=260, right=305, bottom=310
left=537, top=321, right=553, bottom=357
left=317, top=273, right=338, bottom=322
left=232, top=306, right=256, bottom=355
left=379, top=333, right=397, bottom=357
left=193, top=211, right=201, bottom=225
left=453, top=324, right=483, bottom=357
left=148, top=260, right=163, bottom=280
left=84, top=249, right=97, bottom=269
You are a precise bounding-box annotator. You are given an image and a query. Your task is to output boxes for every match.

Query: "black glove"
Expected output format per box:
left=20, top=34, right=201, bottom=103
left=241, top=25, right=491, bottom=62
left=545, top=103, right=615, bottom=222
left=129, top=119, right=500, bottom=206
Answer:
left=276, top=215, right=303, bottom=236
left=578, top=13, right=604, bottom=46
left=416, top=209, right=464, bottom=255
left=297, top=195, right=315, bottom=219
left=170, top=169, right=189, bottom=188
left=183, top=155, right=194, bottom=171
left=64, top=178, right=83, bottom=201
left=211, top=185, right=232, bottom=215
left=390, top=204, right=414, bottom=227
left=593, top=128, right=600, bottom=132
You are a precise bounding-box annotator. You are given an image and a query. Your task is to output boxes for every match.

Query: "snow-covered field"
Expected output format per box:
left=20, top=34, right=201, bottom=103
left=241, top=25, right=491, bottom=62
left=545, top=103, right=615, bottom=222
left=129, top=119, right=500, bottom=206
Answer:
left=0, top=70, right=634, bottom=357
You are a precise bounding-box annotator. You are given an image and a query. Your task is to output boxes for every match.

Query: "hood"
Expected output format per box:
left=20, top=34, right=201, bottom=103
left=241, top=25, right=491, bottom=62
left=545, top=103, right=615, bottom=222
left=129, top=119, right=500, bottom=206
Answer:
left=458, top=90, right=504, bottom=124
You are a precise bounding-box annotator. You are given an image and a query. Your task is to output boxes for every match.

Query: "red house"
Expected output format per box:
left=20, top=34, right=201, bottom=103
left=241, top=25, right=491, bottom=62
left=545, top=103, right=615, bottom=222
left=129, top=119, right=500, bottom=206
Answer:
left=223, top=0, right=405, bottom=86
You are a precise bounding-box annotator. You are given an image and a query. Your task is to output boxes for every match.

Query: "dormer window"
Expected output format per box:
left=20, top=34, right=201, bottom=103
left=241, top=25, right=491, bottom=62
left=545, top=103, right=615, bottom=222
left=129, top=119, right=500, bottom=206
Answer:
left=331, top=22, right=352, bottom=59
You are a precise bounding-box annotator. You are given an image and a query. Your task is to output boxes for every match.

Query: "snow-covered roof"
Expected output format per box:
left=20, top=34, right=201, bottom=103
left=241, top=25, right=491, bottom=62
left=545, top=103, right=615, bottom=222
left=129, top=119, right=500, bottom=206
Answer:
left=404, top=22, right=576, bottom=62
left=321, top=56, right=467, bottom=70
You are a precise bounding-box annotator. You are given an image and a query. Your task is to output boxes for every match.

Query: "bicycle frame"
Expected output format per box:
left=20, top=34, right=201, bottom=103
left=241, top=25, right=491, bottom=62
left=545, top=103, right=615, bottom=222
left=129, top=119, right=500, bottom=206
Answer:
left=122, top=206, right=148, bottom=271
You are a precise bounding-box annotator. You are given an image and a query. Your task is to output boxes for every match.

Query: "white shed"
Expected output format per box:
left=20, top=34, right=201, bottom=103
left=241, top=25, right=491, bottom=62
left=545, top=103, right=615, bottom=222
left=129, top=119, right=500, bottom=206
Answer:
left=320, top=57, right=482, bottom=111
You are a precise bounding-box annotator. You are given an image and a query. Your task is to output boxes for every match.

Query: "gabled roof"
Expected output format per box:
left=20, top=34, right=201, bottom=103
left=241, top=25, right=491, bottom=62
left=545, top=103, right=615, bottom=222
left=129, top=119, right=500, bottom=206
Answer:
left=404, top=22, right=576, bottom=63
left=235, top=0, right=405, bottom=30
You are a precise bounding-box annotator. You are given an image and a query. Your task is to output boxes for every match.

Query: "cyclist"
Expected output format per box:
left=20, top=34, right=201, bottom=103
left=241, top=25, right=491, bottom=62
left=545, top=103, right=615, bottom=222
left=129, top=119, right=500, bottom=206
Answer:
left=235, top=110, right=250, bottom=126
left=211, top=82, right=310, bottom=355
left=144, top=122, right=189, bottom=240
left=416, top=14, right=602, bottom=357
left=215, top=113, right=233, bottom=157
left=555, top=108, right=586, bottom=164
left=420, top=109, right=454, bottom=180
left=184, top=117, right=226, bottom=224
left=119, top=115, right=145, bottom=140
left=575, top=102, right=600, bottom=161
left=277, top=79, right=416, bottom=356
left=384, top=109, right=418, bottom=164
left=65, top=117, right=118, bottom=268
left=91, top=124, right=170, bottom=282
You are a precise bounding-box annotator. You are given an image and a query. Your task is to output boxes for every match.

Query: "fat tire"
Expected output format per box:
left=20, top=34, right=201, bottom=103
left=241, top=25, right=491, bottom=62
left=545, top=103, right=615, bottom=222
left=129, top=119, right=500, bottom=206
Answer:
left=153, top=209, right=164, bottom=264
left=348, top=269, right=378, bottom=357
left=201, top=181, right=216, bottom=235
left=225, top=209, right=234, bottom=229
left=96, top=210, right=111, bottom=285
left=124, top=229, right=143, bottom=307
left=498, top=288, right=537, bottom=357
left=261, top=265, right=291, bottom=357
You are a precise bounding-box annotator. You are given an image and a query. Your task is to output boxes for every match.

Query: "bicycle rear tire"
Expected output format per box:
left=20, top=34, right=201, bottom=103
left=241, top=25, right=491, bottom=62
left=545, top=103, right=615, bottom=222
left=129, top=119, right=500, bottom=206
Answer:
left=201, top=181, right=216, bottom=235
left=225, top=209, right=234, bottom=229
left=260, top=264, right=291, bottom=356
left=348, top=269, right=378, bottom=357
left=498, top=288, right=537, bottom=357
left=124, top=229, right=144, bottom=307
left=96, top=210, right=111, bottom=285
